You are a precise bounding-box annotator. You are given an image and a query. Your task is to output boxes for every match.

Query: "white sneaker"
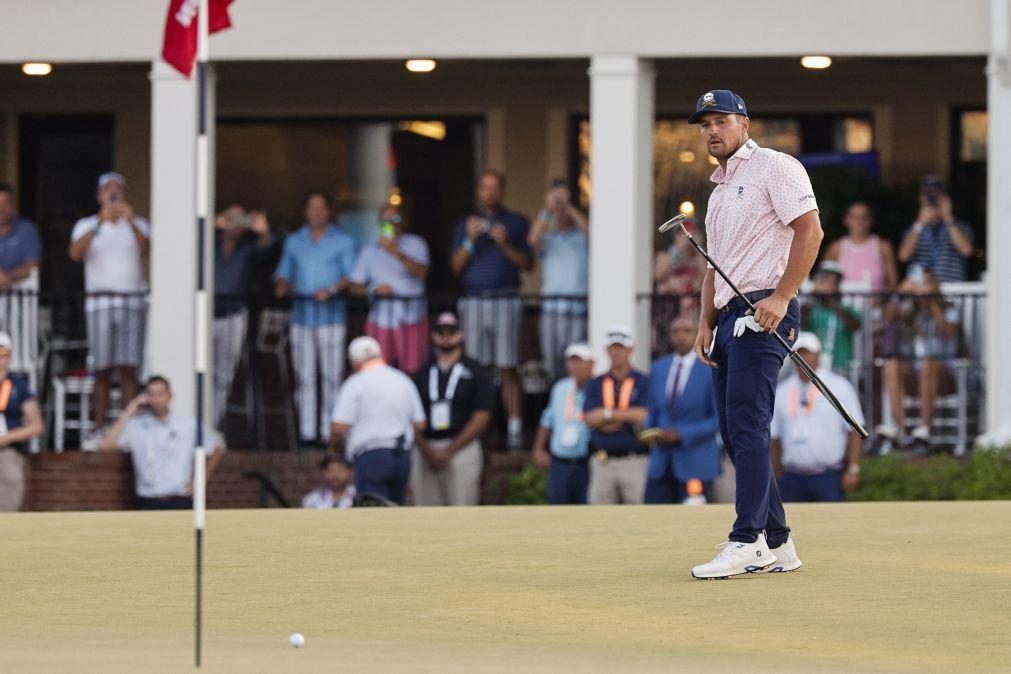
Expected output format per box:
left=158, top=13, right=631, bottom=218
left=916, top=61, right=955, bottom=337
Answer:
left=876, top=423, right=901, bottom=441
left=80, top=427, right=106, bottom=452
left=758, top=536, right=803, bottom=573
left=911, top=425, right=930, bottom=443
left=691, top=533, right=776, bottom=580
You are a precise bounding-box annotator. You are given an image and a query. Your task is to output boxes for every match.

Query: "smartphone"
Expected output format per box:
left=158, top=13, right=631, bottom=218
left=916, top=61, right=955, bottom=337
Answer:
left=108, top=192, right=121, bottom=204
left=908, top=264, right=925, bottom=284
left=380, top=221, right=396, bottom=238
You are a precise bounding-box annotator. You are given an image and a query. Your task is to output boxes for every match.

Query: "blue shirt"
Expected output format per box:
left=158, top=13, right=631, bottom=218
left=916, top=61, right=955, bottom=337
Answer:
left=274, top=225, right=357, bottom=326
left=582, top=369, right=650, bottom=454
left=215, top=235, right=271, bottom=316
left=453, top=208, right=531, bottom=293
left=1, top=374, right=34, bottom=435
left=348, top=233, right=430, bottom=328
left=539, top=377, right=591, bottom=459
left=0, top=218, right=41, bottom=272
left=540, top=229, right=588, bottom=314
left=905, top=220, right=973, bottom=282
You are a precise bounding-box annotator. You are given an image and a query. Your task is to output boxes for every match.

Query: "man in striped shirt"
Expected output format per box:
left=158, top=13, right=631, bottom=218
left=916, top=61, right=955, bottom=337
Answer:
left=897, top=175, right=974, bottom=282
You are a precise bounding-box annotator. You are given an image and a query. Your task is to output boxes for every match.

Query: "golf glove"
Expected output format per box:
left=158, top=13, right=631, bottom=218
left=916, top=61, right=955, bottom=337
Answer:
left=733, top=314, right=763, bottom=338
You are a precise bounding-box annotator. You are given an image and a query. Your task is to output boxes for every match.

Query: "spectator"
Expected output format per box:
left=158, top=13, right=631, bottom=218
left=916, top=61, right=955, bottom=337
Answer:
left=69, top=172, right=150, bottom=449
left=330, top=337, right=425, bottom=505
left=583, top=326, right=650, bottom=504
left=0, top=332, right=44, bottom=512
left=654, top=218, right=706, bottom=297
left=528, top=178, right=589, bottom=382
left=301, top=453, right=356, bottom=509
left=642, top=315, right=720, bottom=504
left=0, top=182, right=42, bottom=288
left=101, top=375, right=224, bottom=509
left=897, top=176, right=974, bottom=282
left=348, top=201, right=430, bottom=374
left=213, top=205, right=273, bottom=427
left=802, top=261, right=862, bottom=372
left=274, top=190, right=357, bottom=447
left=412, top=312, right=494, bottom=506
left=878, top=267, right=961, bottom=447
left=450, top=170, right=533, bottom=449
left=532, top=343, right=594, bottom=505
left=771, top=332, right=864, bottom=502
left=822, top=201, right=898, bottom=292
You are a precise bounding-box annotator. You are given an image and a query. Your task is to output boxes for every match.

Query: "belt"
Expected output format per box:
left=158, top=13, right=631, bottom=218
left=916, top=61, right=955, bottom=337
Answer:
left=783, top=463, right=844, bottom=476
left=720, top=289, right=776, bottom=313
left=550, top=455, right=588, bottom=465
left=596, top=449, right=649, bottom=459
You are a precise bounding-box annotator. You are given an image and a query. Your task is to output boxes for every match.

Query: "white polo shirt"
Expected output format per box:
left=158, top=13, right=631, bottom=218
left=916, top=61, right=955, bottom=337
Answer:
left=71, top=214, right=150, bottom=310
left=119, top=413, right=219, bottom=498
left=770, top=371, right=864, bottom=473
left=331, top=361, right=425, bottom=461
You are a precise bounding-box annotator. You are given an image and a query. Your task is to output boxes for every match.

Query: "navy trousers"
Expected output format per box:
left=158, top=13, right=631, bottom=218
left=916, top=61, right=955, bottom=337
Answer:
left=779, top=469, right=845, bottom=502
left=712, top=295, right=800, bottom=547
left=355, top=448, right=411, bottom=505
left=547, top=460, right=589, bottom=504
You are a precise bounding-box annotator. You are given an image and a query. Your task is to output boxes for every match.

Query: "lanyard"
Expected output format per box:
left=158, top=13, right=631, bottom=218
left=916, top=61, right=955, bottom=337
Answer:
left=602, top=376, right=635, bottom=411
left=429, top=363, right=464, bottom=402
left=564, top=385, right=584, bottom=422
left=788, top=382, right=819, bottom=417
left=0, top=379, right=11, bottom=412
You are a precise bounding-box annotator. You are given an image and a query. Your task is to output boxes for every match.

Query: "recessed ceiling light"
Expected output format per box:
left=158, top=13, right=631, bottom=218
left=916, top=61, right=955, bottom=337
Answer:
left=22, top=63, right=53, bottom=76
left=801, top=56, right=832, bottom=70
left=679, top=201, right=696, bottom=217
left=405, top=59, right=436, bottom=73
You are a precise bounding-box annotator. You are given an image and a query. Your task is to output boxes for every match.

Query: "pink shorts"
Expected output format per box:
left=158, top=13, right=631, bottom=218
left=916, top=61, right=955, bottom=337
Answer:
left=365, top=319, right=429, bottom=374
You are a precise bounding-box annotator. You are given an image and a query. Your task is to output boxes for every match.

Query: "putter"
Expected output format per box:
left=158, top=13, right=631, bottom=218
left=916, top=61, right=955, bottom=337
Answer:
left=658, top=213, right=869, bottom=439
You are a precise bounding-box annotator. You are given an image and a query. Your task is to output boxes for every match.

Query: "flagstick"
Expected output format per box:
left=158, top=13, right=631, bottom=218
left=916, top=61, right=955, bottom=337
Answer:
left=194, top=0, right=210, bottom=668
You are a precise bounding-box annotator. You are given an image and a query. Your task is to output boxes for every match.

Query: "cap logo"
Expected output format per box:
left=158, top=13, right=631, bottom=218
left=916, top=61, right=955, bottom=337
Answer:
left=702, top=92, right=717, bottom=107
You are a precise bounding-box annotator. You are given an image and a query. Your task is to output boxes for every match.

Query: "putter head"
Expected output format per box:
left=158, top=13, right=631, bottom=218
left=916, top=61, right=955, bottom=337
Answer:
left=657, top=213, right=687, bottom=233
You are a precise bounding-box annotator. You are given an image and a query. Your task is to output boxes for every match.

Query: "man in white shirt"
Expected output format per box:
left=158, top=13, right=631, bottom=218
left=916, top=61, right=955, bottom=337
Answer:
left=770, top=332, right=864, bottom=502
left=69, top=172, right=150, bottom=448
left=101, top=375, right=223, bottom=509
left=301, top=453, right=356, bottom=509
left=330, top=336, right=426, bottom=505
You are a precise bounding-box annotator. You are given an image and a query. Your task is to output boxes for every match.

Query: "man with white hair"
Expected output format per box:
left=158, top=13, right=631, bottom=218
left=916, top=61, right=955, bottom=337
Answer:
left=330, top=336, right=426, bottom=505
left=68, top=172, right=150, bottom=449
left=770, top=332, right=864, bottom=505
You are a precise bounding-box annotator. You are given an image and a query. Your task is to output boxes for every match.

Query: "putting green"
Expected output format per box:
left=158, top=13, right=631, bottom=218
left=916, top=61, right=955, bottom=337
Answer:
left=1, top=502, right=1009, bottom=672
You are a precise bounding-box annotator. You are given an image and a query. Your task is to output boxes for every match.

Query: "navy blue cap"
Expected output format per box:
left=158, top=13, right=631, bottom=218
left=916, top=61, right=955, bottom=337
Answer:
left=688, top=90, right=748, bottom=124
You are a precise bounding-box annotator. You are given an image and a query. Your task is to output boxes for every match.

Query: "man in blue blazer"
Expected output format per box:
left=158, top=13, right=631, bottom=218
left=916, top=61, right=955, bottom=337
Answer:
left=643, top=315, right=721, bottom=503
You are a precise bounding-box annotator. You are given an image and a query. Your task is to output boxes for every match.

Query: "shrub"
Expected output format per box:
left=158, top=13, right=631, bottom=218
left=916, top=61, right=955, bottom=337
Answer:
left=506, top=464, right=547, bottom=505
left=849, top=447, right=1011, bottom=501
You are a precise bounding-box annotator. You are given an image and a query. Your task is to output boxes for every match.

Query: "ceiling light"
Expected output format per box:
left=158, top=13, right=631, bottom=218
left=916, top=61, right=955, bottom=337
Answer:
left=399, top=121, right=446, bottom=141
left=679, top=201, right=696, bottom=217
left=22, top=63, right=53, bottom=76
left=801, top=56, right=832, bottom=70
left=405, top=59, right=436, bottom=73
left=679, top=151, right=696, bottom=163
left=708, top=156, right=719, bottom=165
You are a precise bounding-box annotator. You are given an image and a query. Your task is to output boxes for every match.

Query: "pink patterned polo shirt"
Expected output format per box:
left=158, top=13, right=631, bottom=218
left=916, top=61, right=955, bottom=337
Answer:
left=704, top=139, right=819, bottom=309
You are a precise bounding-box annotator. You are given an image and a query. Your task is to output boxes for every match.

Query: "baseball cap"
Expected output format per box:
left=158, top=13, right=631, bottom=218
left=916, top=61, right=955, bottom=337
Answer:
left=0, top=332, right=12, bottom=352
left=564, top=343, right=594, bottom=361
left=794, top=331, right=822, bottom=354
left=604, top=325, right=635, bottom=348
left=347, top=336, right=383, bottom=363
left=434, top=312, right=460, bottom=330
left=817, top=260, right=844, bottom=278
left=97, top=172, right=127, bottom=189
left=688, top=89, right=749, bottom=124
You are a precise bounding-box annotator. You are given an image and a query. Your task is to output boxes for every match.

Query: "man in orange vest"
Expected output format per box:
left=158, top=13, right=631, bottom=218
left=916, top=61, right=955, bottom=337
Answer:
left=0, top=331, right=45, bottom=511
left=582, top=326, right=650, bottom=504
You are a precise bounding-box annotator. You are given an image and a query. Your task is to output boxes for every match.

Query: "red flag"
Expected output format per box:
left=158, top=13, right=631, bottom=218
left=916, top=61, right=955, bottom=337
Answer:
left=161, top=0, right=234, bottom=77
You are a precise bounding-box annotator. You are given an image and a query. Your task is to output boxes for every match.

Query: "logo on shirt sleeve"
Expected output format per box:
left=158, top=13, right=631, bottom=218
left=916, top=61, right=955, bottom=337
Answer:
left=737, top=185, right=746, bottom=199
left=799, top=194, right=815, bottom=202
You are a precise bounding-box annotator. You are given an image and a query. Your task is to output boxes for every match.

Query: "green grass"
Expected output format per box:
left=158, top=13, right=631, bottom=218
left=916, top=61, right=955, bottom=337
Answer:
left=2, top=503, right=1010, bottom=672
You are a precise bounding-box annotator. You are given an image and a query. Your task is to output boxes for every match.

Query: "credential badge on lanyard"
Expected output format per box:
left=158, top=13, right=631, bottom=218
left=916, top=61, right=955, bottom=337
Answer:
left=429, top=363, right=464, bottom=432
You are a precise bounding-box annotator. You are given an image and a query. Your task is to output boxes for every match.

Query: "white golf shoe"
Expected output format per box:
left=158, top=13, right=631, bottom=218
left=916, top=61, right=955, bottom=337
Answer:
left=691, top=533, right=776, bottom=580
left=758, top=536, right=803, bottom=573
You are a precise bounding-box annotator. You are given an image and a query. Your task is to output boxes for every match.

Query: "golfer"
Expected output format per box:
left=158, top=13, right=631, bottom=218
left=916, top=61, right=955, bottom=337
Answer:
left=688, top=90, right=823, bottom=579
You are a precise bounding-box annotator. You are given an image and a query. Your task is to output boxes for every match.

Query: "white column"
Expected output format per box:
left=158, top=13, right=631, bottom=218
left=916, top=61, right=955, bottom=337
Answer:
left=984, top=0, right=1011, bottom=444
left=587, top=55, right=655, bottom=371
left=149, top=60, right=198, bottom=414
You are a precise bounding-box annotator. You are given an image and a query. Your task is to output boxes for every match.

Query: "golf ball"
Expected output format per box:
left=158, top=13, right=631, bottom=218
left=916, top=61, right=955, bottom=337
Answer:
left=289, top=632, right=305, bottom=648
